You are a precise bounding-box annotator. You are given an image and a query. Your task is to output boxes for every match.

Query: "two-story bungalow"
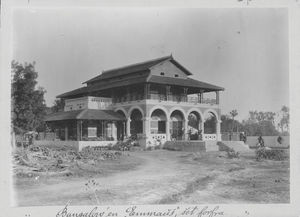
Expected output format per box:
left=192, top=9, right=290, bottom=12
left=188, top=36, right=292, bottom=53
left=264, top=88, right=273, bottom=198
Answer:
left=44, top=55, right=224, bottom=150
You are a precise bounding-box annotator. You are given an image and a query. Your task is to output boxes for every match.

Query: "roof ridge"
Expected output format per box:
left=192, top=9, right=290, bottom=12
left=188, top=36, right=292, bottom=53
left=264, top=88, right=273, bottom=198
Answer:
left=101, top=54, right=172, bottom=75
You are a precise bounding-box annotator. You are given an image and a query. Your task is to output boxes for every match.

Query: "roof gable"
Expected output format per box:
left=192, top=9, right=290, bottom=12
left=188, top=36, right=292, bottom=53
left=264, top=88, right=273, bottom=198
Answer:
left=150, top=60, right=189, bottom=79
left=83, top=55, right=192, bottom=85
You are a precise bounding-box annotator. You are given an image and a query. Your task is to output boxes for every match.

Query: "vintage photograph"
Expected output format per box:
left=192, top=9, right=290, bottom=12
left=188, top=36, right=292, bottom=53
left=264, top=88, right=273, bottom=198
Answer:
left=10, top=7, right=290, bottom=206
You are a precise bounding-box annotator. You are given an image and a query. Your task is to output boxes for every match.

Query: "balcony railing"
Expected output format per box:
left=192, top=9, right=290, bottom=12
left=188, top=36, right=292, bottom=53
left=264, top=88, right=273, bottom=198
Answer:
left=113, top=93, right=217, bottom=105
left=187, top=96, right=217, bottom=104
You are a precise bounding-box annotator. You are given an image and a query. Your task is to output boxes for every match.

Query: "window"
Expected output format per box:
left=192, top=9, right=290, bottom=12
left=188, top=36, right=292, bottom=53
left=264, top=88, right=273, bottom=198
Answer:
left=160, top=72, right=165, bottom=76
left=174, top=74, right=179, bottom=77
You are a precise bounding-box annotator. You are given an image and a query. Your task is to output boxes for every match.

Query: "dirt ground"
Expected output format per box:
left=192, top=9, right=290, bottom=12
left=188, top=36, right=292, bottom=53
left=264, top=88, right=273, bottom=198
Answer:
left=13, top=149, right=289, bottom=206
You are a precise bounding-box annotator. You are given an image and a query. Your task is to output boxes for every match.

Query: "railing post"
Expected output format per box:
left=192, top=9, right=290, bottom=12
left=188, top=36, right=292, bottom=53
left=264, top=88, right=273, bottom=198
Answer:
left=183, top=87, right=188, bottom=102
left=166, top=85, right=171, bottom=101
left=216, top=91, right=220, bottom=104
left=199, top=90, right=204, bottom=103
left=126, top=87, right=130, bottom=102
left=144, top=83, right=150, bottom=100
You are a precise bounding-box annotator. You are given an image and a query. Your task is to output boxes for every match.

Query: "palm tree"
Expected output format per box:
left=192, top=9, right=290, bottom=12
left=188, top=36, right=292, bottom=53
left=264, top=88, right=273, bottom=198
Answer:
left=230, top=109, right=238, bottom=133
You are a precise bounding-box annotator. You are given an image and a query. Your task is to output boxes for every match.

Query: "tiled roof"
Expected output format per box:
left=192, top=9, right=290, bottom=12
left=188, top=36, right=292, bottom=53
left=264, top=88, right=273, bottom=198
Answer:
left=147, top=76, right=224, bottom=91
left=57, top=56, right=224, bottom=98
left=83, top=55, right=192, bottom=84
left=57, top=86, right=89, bottom=98
left=45, top=109, right=126, bottom=122
left=57, top=73, right=150, bottom=98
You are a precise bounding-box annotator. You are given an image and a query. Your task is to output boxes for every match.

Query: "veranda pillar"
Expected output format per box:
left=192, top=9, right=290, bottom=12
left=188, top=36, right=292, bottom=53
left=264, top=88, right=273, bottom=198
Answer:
left=126, top=118, right=131, bottom=137
left=184, top=119, right=188, bottom=140
left=199, top=121, right=204, bottom=140
left=143, top=117, right=150, bottom=137
left=65, top=126, right=68, bottom=141
left=217, top=120, right=222, bottom=141
left=76, top=120, right=82, bottom=141
left=112, top=121, right=117, bottom=141
left=166, top=118, right=170, bottom=140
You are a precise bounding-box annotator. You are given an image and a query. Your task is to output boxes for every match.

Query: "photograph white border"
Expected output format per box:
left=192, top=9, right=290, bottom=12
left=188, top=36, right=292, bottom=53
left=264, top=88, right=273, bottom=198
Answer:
left=1, top=0, right=299, bottom=216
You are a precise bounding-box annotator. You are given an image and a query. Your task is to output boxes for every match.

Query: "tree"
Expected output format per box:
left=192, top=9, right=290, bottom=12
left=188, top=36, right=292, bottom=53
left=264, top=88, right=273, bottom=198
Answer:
left=243, top=110, right=279, bottom=136
left=230, top=109, right=238, bottom=132
left=51, top=98, right=65, bottom=113
left=221, top=114, right=243, bottom=133
left=11, top=61, right=47, bottom=133
left=278, top=105, right=289, bottom=134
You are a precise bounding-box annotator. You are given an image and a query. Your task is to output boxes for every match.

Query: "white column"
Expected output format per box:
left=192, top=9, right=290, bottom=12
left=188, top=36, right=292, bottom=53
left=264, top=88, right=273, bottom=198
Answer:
left=217, top=120, right=222, bottom=141
left=126, top=118, right=131, bottom=137
left=123, top=122, right=126, bottom=139
left=166, top=119, right=170, bottom=140
left=199, top=121, right=204, bottom=141
left=143, top=117, right=150, bottom=138
left=184, top=119, right=188, bottom=140
left=112, top=121, right=117, bottom=141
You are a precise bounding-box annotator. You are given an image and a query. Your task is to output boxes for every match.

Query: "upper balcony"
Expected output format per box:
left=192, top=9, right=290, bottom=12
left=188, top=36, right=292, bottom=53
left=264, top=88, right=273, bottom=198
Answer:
left=111, top=92, right=219, bottom=107
left=62, top=82, right=221, bottom=111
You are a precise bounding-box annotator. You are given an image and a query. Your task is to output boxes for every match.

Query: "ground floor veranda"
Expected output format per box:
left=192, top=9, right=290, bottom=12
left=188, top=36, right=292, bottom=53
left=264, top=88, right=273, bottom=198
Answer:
left=45, top=107, right=221, bottom=148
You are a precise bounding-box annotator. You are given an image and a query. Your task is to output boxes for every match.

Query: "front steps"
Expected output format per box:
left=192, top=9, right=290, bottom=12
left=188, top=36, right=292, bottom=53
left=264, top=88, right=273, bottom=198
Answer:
left=204, top=140, right=219, bottom=151
left=217, top=141, right=250, bottom=152
left=163, top=140, right=250, bottom=152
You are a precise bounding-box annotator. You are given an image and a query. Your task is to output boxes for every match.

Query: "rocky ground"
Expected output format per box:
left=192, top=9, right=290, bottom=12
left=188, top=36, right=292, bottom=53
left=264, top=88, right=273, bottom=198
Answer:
left=13, top=147, right=289, bottom=206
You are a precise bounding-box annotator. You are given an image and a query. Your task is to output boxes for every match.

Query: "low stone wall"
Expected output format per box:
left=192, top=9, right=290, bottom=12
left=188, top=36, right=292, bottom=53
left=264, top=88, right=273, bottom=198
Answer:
left=163, top=141, right=206, bottom=152
left=218, top=141, right=250, bottom=152
left=78, top=141, right=117, bottom=151
left=34, top=140, right=118, bottom=151
left=34, top=140, right=79, bottom=151
left=246, top=136, right=289, bottom=149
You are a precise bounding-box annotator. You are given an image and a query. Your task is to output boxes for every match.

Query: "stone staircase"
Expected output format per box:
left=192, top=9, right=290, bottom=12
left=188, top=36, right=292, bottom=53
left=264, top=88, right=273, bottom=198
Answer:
left=204, top=140, right=219, bottom=152
left=218, top=141, right=250, bottom=152
left=163, top=140, right=250, bottom=152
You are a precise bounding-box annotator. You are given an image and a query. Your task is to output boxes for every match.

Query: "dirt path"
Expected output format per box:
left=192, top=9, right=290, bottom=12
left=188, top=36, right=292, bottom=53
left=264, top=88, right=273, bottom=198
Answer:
left=14, top=150, right=201, bottom=206
left=14, top=150, right=289, bottom=206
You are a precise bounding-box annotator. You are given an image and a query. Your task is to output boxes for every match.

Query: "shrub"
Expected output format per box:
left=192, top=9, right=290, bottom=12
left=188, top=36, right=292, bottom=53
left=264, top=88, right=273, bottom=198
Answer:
left=108, top=137, right=138, bottom=151
left=80, top=147, right=121, bottom=160
left=255, top=147, right=286, bottom=161
left=226, top=148, right=240, bottom=159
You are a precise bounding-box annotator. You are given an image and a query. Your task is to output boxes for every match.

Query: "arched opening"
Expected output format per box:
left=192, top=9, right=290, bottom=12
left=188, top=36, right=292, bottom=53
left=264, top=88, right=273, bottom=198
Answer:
left=204, top=112, right=217, bottom=140
left=116, top=110, right=126, bottom=140
left=170, top=110, right=185, bottom=140
left=188, top=111, right=202, bottom=140
left=150, top=109, right=167, bottom=134
left=130, top=109, right=143, bottom=135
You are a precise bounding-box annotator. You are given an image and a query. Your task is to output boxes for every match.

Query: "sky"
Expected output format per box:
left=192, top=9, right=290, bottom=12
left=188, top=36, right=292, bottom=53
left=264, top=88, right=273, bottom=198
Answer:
left=12, top=8, right=289, bottom=121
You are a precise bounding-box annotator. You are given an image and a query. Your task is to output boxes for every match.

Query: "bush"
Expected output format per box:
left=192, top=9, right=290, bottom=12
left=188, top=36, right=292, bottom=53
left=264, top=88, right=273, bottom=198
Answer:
left=255, top=147, right=286, bottom=161
left=226, top=148, right=240, bottom=159
left=80, top=147, right=121, bottom=160
left=108, top=136, right=140, bottom=151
